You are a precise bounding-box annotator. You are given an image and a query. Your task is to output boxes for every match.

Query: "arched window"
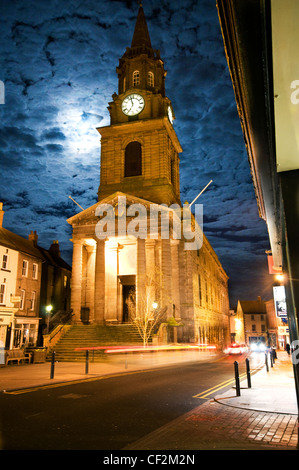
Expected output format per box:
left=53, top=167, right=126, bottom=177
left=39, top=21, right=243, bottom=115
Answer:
left=125, top=141, right=142, bottom=177
left=133, top=70, right=140, bottom=87
left=148, top=71, right=154, bottom=87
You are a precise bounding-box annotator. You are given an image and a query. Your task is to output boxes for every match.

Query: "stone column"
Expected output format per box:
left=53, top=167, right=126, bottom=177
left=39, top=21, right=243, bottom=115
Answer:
left=161, top=238, right=172, bottom=316
left=94, top=239, right=105, bottom=324
left=71, top=239, right=83, bottom=323
left=171, top=239, right=181, bottom=320
left=136, top=238, right=146, bottom=318
left=105, top=242, right=118, bottom=322
left=145, top=239, right=156, bottom=305
left=86, top=245, right=96, bottom=323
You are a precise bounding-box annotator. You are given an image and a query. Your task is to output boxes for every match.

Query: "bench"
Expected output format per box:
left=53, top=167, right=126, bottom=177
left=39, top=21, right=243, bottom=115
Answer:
left=5, top=349, right=32, bottom=365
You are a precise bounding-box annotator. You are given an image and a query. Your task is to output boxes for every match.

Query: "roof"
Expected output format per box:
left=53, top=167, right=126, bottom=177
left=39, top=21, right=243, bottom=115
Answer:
left=37, top=246, right=71, bottom=271
left=131, top=5, right=152, bottom=49
left=0, top=227, right=44, bottom=260
left=0, top=227, right=71, bottom=271
left=238, top=300, right=266, bottom=314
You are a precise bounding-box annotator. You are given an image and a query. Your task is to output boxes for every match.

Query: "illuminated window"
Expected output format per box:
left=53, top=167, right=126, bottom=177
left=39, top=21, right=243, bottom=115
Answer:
left=148, top=71, right=154, bottom=87
left=125, top=141, right=142, bottom=177
left=133, top=70, right=140, bottom=87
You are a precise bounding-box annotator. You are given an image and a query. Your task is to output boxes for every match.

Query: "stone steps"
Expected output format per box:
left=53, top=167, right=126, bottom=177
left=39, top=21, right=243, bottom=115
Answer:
left=47, top=324, right=151, bottom=362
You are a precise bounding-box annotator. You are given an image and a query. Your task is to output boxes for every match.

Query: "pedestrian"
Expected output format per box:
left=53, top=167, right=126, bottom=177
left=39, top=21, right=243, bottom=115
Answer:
left=285, top=343, right=291, bottom=355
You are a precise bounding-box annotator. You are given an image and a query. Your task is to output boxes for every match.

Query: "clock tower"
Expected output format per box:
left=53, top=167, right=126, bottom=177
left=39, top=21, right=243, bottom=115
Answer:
left=97, top=4, right=182, bottom=206
left=67, top=4, right=230, bottom=348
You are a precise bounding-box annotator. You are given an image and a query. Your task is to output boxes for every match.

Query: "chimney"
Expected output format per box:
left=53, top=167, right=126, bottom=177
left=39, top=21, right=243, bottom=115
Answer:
left=257, top=296, right=262, bottom=302
left=0, top=202, right=4, bottom=228
left=49, top=240, right=61, bottom=257
left=28, top=230, right=38, bottom=246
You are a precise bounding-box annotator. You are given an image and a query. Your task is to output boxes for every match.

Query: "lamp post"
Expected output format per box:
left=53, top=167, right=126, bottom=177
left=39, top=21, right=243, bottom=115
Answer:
left=46, top=305, right=53, bottom=334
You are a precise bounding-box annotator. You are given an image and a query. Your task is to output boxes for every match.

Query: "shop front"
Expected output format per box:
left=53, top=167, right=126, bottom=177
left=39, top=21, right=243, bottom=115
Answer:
left=0, top=308, right=17, bottom=352
left=13, top=317, right=39, bottom=349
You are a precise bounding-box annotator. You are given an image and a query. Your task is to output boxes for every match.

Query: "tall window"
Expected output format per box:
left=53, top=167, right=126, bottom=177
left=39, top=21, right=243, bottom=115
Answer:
left=22, top=260, right=28, bottom=277
left=2, top=253, right=8, bottom=269
left=198, top=275, right=202, bottom=306
left=30, top=291, right=36, bottom=311
left=133, top=70, right=140, bottom=87
left=124, top=141, right=142, bottom=177
left=32, top=263, right=38, bottom=280
left=148, top=71, right=154, bottom=87
left=20, top=289, right=25, bottom=310
left=0, top=284, right=5, bottom=305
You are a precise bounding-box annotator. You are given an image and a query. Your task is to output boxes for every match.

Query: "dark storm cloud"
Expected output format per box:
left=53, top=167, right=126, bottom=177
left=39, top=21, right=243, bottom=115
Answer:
left=0, top=0, right=271, bottom=306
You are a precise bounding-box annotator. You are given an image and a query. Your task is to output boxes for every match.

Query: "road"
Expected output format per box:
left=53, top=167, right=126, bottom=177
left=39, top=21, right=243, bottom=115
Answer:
left=0, top=352, right=264, bottom=450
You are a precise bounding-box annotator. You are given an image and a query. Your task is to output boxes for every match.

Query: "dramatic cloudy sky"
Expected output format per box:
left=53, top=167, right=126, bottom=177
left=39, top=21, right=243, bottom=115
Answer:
left=0, top=0, right=272, bottom=307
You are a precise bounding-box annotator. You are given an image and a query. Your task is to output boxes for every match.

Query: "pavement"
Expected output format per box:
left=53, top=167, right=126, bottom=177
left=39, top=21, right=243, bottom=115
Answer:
left=0, top=349, right=298, bottom=451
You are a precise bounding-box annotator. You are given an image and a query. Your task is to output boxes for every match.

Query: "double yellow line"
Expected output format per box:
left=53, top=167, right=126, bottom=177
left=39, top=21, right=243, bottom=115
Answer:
left=193, top=359, right=264, bottom=399
left=192, top=372, right=247, bottom=399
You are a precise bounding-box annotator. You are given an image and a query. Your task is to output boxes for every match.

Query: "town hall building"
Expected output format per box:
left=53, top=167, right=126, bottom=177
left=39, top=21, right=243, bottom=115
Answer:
left=67, top=5, right=230, bottom=346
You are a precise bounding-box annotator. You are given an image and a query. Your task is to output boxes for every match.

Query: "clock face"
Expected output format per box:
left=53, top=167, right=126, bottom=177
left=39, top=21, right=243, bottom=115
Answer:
left=168, top=105, right=173, bottom=124
left=121, top=94, right=145, bottom=116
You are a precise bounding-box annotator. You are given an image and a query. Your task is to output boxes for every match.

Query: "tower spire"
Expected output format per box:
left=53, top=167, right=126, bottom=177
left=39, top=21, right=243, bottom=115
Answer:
left=131, top=3, right=152, bottom=49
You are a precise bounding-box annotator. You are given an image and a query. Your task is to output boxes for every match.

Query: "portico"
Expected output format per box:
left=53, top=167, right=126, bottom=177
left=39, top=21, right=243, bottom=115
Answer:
left=67, top=194, right=182, bottom=328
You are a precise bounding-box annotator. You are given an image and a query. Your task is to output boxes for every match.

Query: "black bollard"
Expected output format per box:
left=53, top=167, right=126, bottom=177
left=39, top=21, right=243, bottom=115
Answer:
left=270, top=351, right=273, bottom=368
left=246, top=357, right=251, bottom=388
left=265, top=352, right=269, bottom=372
left=50, top=351, right=55, bottom=379
left=85, top=350, right=89, bottom=374
left=234, top=361, right=241, bottom=396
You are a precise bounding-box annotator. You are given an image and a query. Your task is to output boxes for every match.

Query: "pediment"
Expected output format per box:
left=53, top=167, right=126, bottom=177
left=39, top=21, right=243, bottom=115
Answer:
left=67, top=191, right=172, bottom=226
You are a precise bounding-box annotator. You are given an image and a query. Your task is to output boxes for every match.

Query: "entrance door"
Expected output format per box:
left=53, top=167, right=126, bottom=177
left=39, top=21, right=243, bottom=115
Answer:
left=118, top=275, right=136, bottom=323
left=122, top=285, right=135, bottom=323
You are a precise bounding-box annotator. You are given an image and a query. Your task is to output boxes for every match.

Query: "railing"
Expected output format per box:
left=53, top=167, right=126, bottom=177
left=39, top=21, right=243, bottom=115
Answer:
left=43, top=324, right=72, bottom=350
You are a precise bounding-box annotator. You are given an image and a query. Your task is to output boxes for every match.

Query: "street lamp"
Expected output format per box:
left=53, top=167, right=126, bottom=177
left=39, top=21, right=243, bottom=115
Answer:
left=152, top=301, right=158, bottom=310
left=275, top=274, right=284, bottom=283
left=46, top=305, right=53, bottom=334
